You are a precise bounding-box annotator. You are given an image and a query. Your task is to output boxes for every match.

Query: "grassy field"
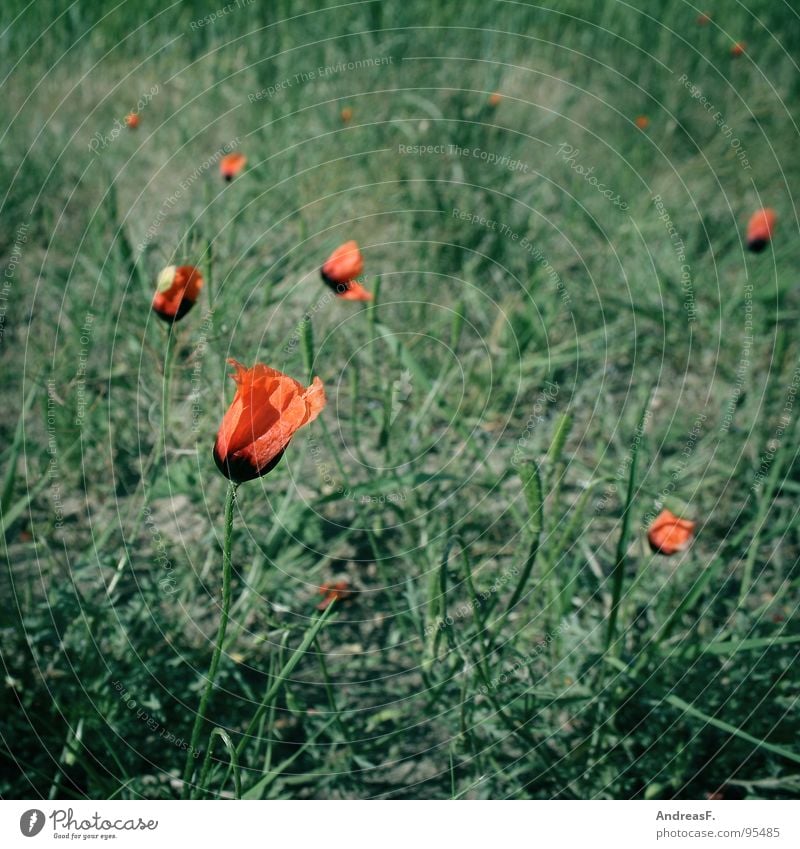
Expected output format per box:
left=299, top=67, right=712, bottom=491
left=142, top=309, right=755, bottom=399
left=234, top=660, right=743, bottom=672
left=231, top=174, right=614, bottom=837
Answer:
left=2, top=0, right=800, bottom=800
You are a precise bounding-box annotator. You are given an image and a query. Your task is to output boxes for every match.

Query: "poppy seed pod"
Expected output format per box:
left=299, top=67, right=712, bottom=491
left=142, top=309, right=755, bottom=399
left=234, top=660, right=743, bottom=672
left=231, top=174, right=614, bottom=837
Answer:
left=647, top=509, right=696, bottom=555
left=746, top=208, right=777, bottom=252
left=152, top=265, right=203, bottom=322
left=220, top=152, right=247, bottom=181
left=320, top=241, right=372, bottom=301
left=213, top=360, right=326, bottom=483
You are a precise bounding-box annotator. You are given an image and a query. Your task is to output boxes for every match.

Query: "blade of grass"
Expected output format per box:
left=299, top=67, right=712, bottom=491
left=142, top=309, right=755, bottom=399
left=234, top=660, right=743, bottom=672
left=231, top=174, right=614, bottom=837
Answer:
left=738, top=427, right=793, bottom=608
left=661, top=633, right=800, bottom=657
left=605, top=391, right=651, bottom=654
left=663, top=695, right=800, bottom=766
left=182, top=481, right=237, bottom=796
left=505, top=460, right=543, bottom=612
left=234, top=603, right=336, bottom=760
left=1, top=380, right=39, bottom=516
left=242, top=716, right=339, bottom=799
left=300, top=315, right=315, bottom=384
left=194, top=727, right=241, bottom=799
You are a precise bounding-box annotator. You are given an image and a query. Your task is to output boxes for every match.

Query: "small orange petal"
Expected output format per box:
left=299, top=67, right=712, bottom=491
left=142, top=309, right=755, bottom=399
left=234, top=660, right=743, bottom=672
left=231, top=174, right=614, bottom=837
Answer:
left=220, top=151, right=247, bottom=180
left=648, top=509, right=696, bottom=555
left=336, top=280, right=373, bottom=301
left=316, top=580, right=353, bottom=609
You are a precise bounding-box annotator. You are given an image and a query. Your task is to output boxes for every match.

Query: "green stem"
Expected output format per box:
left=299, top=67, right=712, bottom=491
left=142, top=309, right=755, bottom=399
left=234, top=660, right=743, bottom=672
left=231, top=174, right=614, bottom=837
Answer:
left=159, top=324, right=176, bottom=469
left=505, top=462, right=544, bottom=613
left=206, top=236, right=215, bottom=308
left=106, top=324, right=176, bottom=597
left=182, top=481, right=237, bottom=796
left=234, top=605, right=334, bottom=760
left=604, top=394, right=650, bottom=654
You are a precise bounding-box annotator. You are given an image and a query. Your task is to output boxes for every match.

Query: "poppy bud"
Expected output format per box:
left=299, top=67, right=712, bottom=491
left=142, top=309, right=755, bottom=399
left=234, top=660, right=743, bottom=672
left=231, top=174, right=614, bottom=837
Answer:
left=213, top=359, right=326, bottom=483
left=220, top=152, right=247, bottom=181
left=340, top=106, right=353, bottom=123
left=317, top=580, right=353, bottom=610
left=320, top=240, right=372, bottom=301
left=635, top=115, right=649, bottom=130
left=647, top=509, right=695, bottom=555
left=151, top=265, right=203, bottom=322
left=746, top=208, right=777, bottom=252
left=730, top=41, right=745, bottom=57
left=125, top=113, right=140, bottom=129
left=488, top=92, right=502, bottom=107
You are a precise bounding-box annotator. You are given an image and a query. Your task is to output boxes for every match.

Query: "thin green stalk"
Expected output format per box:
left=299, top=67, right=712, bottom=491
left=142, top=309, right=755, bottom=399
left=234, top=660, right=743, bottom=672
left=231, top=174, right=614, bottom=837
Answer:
left=424, top=536, right=457, bottom=672
left=260, top=635, right=289, bottom=775
left=182, top=481, right=237, bottom=796
left=604, top=395, right=650, bottom=654
left=738, top=427, right=791, bottom=608
left=314, top=640, right=355, bottom=773
left=663, top=695, right=800, bottom=766
left=234, top=604, right=335, bottom=761
left=205, top=236, right=215, bottom=308
left=300, top=316, right=315, bottom=384
left=1, top=380, right=39, bottom=516
left=159, top=324, right=176, bottom=470
left=350, top=364, right=371, bottom=467
left=369, top=276, right=381, bottom=357
left=584, top=396, right=651, bottom=776
left=505, top=461, right=544, bottom=613
left=107, top=326, right=177, bottom=596
left=210, top=611, right=336, bottom=792
left=195, top=727, right=241, bottom=799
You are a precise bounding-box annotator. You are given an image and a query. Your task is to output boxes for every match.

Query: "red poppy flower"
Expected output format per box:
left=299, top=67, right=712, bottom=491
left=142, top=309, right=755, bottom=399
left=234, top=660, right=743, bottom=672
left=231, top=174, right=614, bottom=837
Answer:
left=340, top=106, right=353, bottom=124
left=320, top=240, right=372, bottom=301
left=317, top=580, right=353, bottom=610
left=213, top=360, right=326, bottom=483
left=746, top=208, right=777, bottom=252
left=635, top=115, right=649, bottom=130
left=696, top=12, right=711, bottom=25
left=647, top=509, right=696, bottom=555
left=126, top=113, right=140, bottom=129
left=730, top=42, right=746, bottom=57
left=220, top=152, right=247, bottom=181
left=488, top=92, right=502, bottom=107
left=151, top=265, right=203, bottom=322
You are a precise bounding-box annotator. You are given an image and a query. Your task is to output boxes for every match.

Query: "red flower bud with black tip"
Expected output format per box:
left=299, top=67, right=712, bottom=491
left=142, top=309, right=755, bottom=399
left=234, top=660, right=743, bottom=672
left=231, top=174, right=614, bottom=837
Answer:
left=320, top=240, right=372, bottom=301
left=220, top=152, right=247, bottom=181
left=746, top=208, right=777, bottom=253
left=152, top=265, right=203, bottom=322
